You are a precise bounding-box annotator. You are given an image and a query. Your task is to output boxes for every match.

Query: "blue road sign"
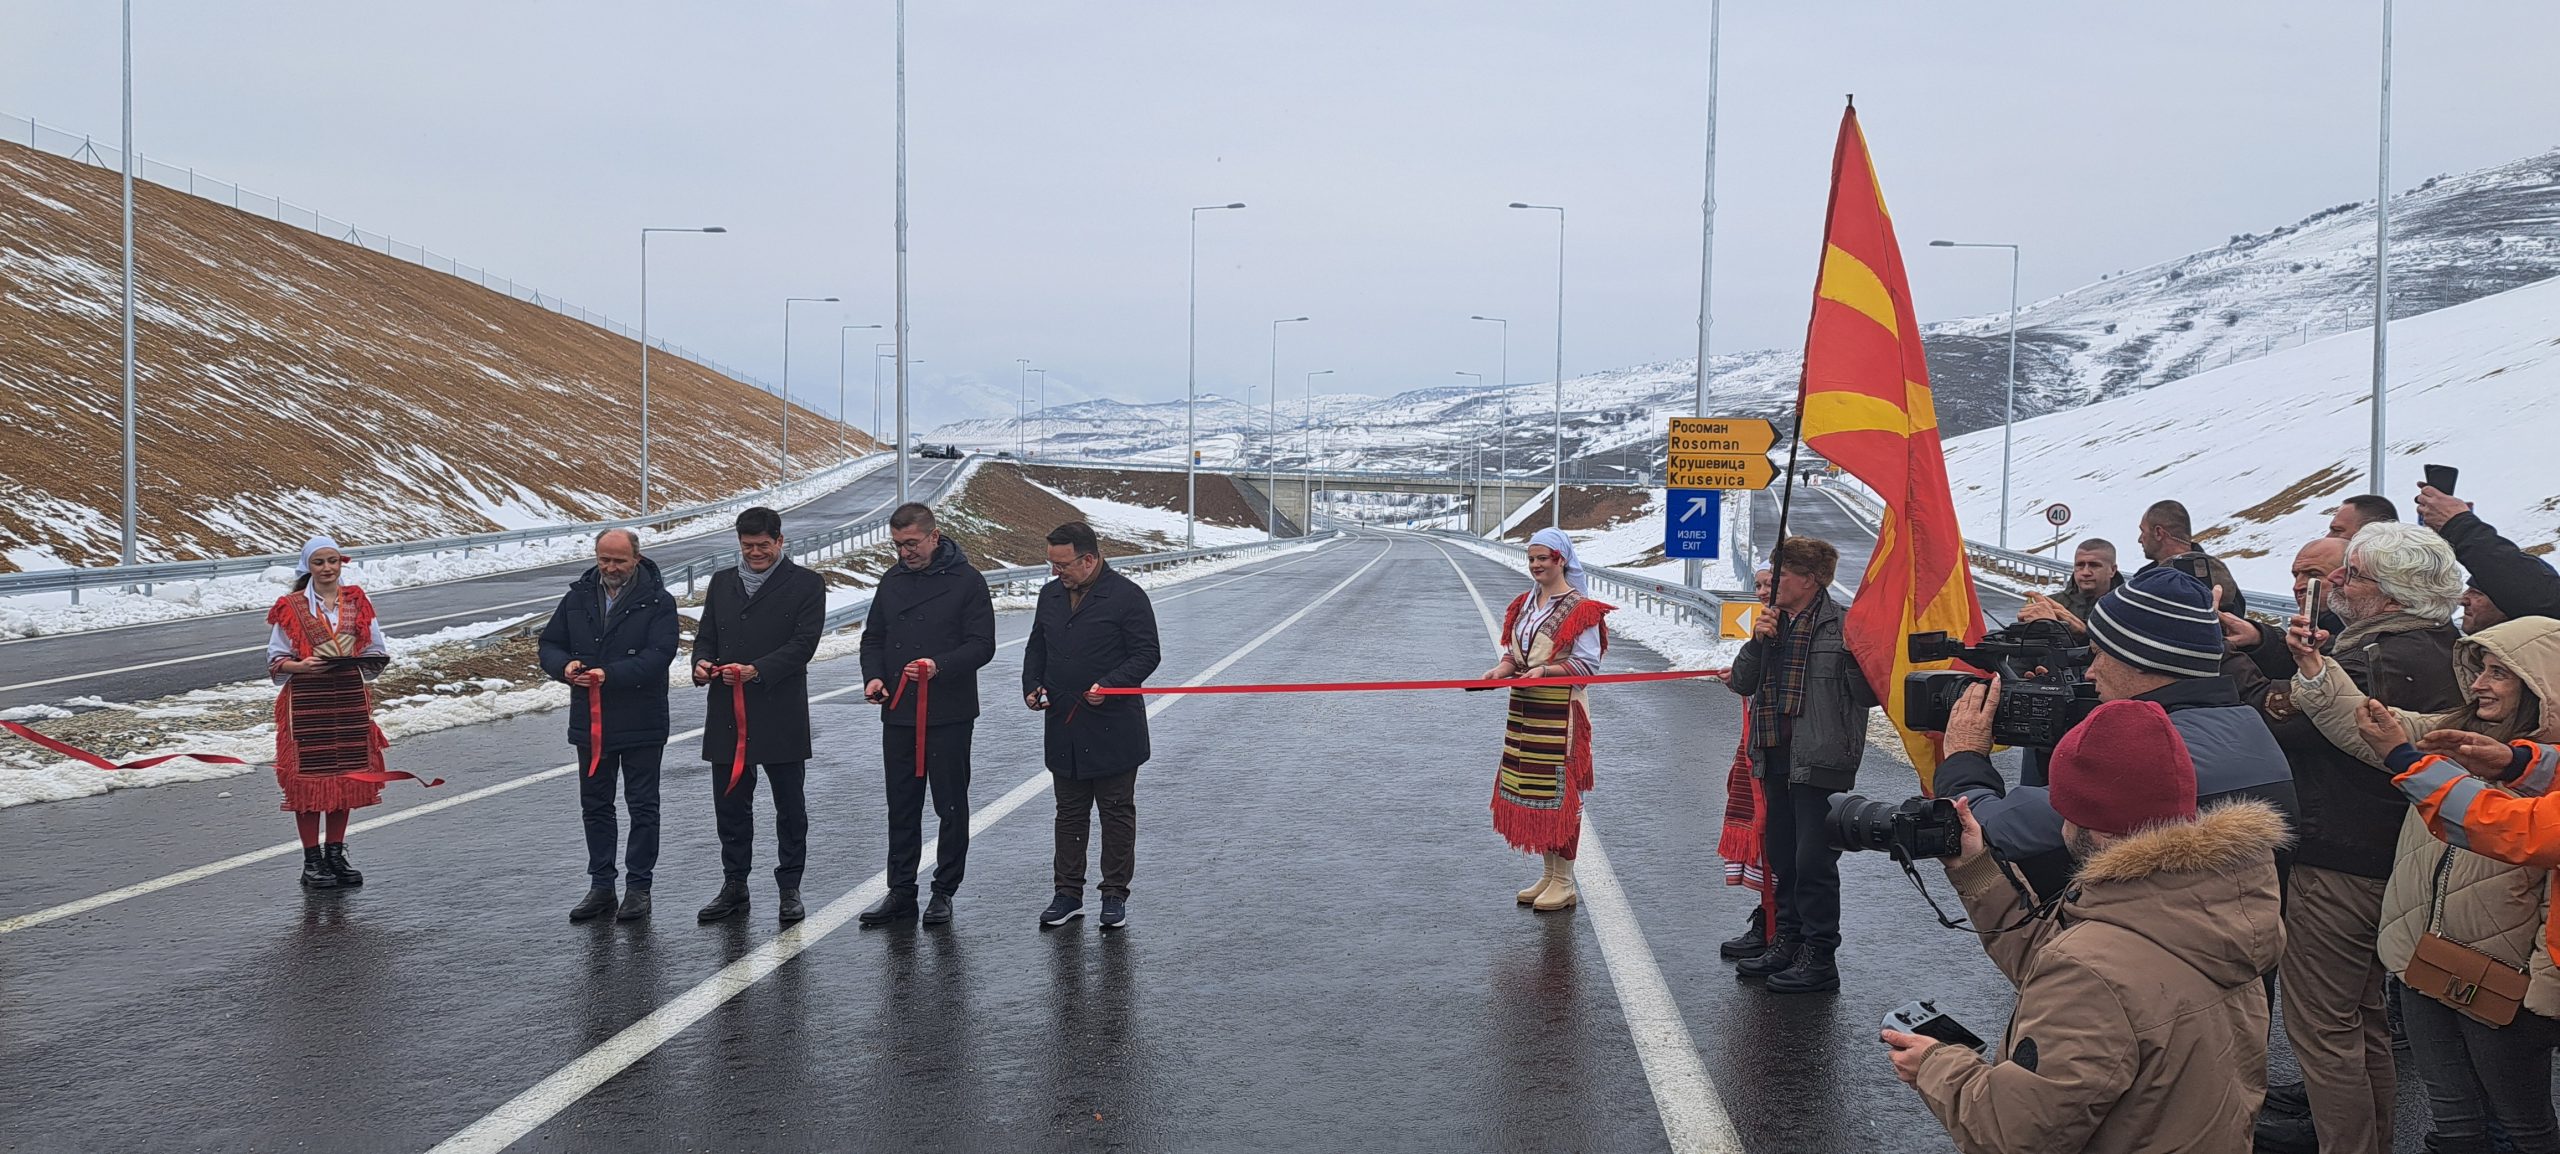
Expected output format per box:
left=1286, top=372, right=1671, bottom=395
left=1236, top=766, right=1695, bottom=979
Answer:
left=1665, top=488, right=1721, bottom=559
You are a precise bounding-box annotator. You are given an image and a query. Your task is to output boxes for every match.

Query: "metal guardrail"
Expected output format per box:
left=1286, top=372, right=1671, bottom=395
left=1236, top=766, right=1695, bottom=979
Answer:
left=1026, top=457, right=1646, bottom=490
left=818, top=532, right=1340, bottom=632
left=1416, top=528, right=1738, bottom=630
left=5, top=453, right=887, bottom=603
left=668, top=456, right=968, bottom=598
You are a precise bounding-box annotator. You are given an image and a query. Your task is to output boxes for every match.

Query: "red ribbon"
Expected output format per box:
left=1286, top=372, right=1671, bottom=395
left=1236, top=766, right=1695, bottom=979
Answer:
left=886, top=669, right=929, bottom=778
left=1085, top=667, right=1729, bottom=698
left=726, top=677, right=750, bottom=795
left=584, top=679, right=605, bottom=777
left=0, top=720, right=443, bottom=787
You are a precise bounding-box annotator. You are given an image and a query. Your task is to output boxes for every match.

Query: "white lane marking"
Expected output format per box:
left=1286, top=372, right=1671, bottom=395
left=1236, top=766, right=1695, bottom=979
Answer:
left=429, top=537, right=1396, bottom=1154
left=0, top=540, right=1348, bottom=936
left=1420, top=532, right=1743, bottom=1154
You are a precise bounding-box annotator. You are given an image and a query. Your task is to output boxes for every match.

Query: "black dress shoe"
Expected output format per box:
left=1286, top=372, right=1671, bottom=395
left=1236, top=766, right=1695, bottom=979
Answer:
left=1735, top=937, right=1801, bottom=980
left=569, top=887, right=616, bottom=922
left=1763, top=942, right=1839, bottom=994
left=1720, top=907, right=1769, bottom=961
left=778, top=888, right=807, bottom=925
left=858, top=891, right=917, bottom=928
left=615, top=888, right=652, bottom=921
left=697, top=880, right=749, bottom=923
left=922, top=892, right=953, bottom=925
left=298, top=845, right=338, bottom=890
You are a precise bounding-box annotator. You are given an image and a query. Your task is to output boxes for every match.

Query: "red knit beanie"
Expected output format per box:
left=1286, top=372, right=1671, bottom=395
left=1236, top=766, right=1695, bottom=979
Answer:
left=2048, top=699, right=2199, bottom=836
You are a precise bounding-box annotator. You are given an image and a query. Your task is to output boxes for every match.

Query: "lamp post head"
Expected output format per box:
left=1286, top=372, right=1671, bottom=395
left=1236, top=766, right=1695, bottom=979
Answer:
left=1280, top=316, right=1309, bottom=323
left=1225, top=202, right=1246, bottom=209
left=701, top=226, right=728, bottom=233
left=1508, top=202, right=1530, bottom=209
left=1929, top=239, right=1955, bottom=247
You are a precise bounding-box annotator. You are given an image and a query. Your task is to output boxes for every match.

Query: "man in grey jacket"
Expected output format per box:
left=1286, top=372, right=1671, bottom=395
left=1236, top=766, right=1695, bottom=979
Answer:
left=1725, top=535, right=1876, bottom=994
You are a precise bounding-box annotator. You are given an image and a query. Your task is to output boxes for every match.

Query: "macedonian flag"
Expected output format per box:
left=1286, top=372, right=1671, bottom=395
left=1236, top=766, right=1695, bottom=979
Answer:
left=1794, top=103, right=1985, bottom=788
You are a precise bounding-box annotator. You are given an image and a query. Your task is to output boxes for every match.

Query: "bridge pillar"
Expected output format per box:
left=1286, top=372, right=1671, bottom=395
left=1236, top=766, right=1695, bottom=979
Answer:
left=1233, top=475, right=1311, bottom=538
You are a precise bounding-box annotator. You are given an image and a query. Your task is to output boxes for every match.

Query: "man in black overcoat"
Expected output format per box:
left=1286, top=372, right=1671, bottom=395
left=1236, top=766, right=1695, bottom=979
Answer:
left=1023, top=521, right=1160, bottom=931
left=691, top=506, right=827, bottom=925
left=857, top=503, right=995, bottom=927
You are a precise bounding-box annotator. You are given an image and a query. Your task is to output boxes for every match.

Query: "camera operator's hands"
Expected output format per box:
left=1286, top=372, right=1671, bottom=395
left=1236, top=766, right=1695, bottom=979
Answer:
left=1881, top=1029, right=1941, bottom=1085
left=2415, top=484, right=2473, bottom=530
left=2418, top=728, right=2518, bottom=781
left=2285, top=614, right=2329, bottom=678
left=2018, top=592, right=2084, bottom=634
left=1941, top=675, right=1999, bottom=758
left=1950, top=796, right=1989, bottom=867
left=2354, top=698, right=2406, bottom=759
left=2220, top=611, right=2262, bottom=652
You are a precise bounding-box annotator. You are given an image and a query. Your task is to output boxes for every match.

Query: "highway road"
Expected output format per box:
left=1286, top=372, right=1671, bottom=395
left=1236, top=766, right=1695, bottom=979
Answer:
left=0, top=457, right=964, bottom=717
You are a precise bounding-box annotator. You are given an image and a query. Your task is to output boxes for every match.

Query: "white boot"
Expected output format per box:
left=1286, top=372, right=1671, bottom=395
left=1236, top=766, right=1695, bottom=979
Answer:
left=1533, top=856, right=1580, bottom=912
left=1517, top=852, right=1560, bottom=905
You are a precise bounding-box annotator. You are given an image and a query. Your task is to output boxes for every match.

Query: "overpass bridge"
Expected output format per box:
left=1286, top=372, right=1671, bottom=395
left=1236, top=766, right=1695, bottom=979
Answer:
left=1019, top=457, right=1646, bottom=535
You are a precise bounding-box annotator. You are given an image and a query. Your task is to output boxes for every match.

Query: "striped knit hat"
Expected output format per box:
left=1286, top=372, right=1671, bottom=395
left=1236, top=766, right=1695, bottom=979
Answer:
left=2086, top=566, right=2223, bottom=679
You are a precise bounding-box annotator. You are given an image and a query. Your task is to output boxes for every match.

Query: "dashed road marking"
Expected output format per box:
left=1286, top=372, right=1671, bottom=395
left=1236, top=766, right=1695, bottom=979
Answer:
left=428, top=538, right=1396, bottom=1154
left=1416, top=530, right=1744, bottom=1154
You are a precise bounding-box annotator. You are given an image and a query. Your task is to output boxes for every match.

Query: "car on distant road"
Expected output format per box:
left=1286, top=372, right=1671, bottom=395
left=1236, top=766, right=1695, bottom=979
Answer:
left=914, top=443, right=965, bottom=459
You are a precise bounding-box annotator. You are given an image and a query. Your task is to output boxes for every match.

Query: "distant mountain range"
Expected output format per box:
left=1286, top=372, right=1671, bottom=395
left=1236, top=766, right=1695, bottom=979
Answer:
left=936, top=148, right=2560, bottom=478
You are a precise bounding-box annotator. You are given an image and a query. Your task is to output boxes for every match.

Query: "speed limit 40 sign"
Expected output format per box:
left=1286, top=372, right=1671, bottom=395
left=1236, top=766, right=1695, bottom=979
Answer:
left=2044, top=503, right=2071, bottom=527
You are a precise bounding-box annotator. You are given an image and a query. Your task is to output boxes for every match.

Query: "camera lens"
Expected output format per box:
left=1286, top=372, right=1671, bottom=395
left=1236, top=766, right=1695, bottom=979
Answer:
left=1825, top=793, right=1901, bottom=853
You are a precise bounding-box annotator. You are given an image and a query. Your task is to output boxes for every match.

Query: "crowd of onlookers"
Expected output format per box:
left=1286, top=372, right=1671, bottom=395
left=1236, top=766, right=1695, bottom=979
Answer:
left=1727, top=479, right=2560, bottom=1153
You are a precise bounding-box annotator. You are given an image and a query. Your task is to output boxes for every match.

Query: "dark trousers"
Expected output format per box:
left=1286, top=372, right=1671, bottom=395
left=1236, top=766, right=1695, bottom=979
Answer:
left=2401, top=994, right=2560, bottom=1152
left=712, top=760, right=808, bottom=889
left=1760, top=750, right=1844, bottom=950
left=883, top=721, right=972, bottom=897
left=1052, top=768, right=1137, bottom=898
left=578, top=743, right=662, bottom=890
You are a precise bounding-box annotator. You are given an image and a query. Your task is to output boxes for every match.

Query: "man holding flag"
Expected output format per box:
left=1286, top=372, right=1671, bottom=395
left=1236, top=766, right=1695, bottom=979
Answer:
left=1732, top=98, right=1991, bottom=993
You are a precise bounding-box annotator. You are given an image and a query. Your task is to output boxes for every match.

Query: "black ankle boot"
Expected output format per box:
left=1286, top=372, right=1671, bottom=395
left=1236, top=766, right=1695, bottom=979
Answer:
left=1765, top=941, right=1840, bottom=994
left=322, top=842, right=364, bottom=887
left=698, top=880, right=749, bottom=923
left=299, top=845, right=339, bottom=889
left=1720, top=907, right=1769, bottom=960
left=1735, top=936, right=1800, bottom=980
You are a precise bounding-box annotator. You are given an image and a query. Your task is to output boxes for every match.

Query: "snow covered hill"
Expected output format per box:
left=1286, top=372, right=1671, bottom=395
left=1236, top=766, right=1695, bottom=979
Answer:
left=1939, top=273, right=2560, bottom=592
left=0, top=139, right=869, bottom=571
left=939, top=148, right=2560, bottom=483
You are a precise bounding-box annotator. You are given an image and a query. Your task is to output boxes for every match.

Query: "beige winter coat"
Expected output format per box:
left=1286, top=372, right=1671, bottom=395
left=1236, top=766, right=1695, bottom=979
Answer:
left=1914, top=801, right=2290, bottom=1154
left=2292, top=615, right=2560, bottom=1015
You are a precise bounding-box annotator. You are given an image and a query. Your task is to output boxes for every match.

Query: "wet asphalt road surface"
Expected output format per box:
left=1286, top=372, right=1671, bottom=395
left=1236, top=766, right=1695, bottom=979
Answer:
left=0, top=457, right=961, bottom=716
left=0, top=529, right=2466, bottom=1152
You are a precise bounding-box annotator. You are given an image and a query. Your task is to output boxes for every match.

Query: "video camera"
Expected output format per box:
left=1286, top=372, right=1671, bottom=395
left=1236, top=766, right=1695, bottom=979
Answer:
left=1903, top=618, right=2098, bottom=750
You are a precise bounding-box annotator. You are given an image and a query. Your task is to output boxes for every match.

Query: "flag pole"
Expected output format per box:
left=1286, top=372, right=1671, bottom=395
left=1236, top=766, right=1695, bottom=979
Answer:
left=1770, top=95, right=1857, bottom=607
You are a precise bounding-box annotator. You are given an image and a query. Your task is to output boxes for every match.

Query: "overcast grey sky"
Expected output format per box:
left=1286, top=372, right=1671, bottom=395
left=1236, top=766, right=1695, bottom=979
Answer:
left=8, top=2, right=2555, bottom=430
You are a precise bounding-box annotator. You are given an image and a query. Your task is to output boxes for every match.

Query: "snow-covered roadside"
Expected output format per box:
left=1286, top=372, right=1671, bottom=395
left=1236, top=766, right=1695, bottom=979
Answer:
left=1435, top=532, right=1744, bottom=674
left=0, top=456, right=890, bottom=642
left=0, top=536, right=1322, bottom=810
left=1023, top=477, right=1269, bottom=550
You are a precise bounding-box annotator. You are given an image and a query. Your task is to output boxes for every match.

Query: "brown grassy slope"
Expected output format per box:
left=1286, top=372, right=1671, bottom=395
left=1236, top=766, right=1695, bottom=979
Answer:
left=0, top=140, right=872, bottom=570
left=1501, top=487, right=1649, bottom=540
left=936, top=465, right=1162, bottom=569
left=1017, top=464, right=1264, bottom=530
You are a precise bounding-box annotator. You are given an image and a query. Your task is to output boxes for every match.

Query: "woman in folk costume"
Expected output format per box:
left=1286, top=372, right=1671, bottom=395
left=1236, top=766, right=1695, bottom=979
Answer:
left=265, top=536, right=391, bottom=889
left=1485, top=527, right=1613, bottom=912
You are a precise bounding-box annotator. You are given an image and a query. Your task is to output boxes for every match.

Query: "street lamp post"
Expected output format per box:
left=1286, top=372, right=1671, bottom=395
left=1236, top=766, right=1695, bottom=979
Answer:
left=1509, top=203, right=1566, bottom=528
left=780, top=296, right=840, bottom=483
left=1304, top=369, right=1334, bottom=531
left=1032, top=368, right=1047, bottom=457
left=2370, top=0, right=2395, bottom=492
left=638, top=225, right=727, bottom=515
left=118, top=0, right=136, bottom=565
left=1690, top=0, right=1723, bottom=588
left=1930, top=240, right=2021, bottom=547
left=1186, top=202, right=1247, bottom=546
left=1455, top=371, right=1483, bottom=532
left=1470, top=315, right=1510, bottom=535
left=838, top=322, right=881, bottom=460
left=1015, top=357, right=1032, bottom=458
left=1268, top=316, right=1308, bottom=539
left=894, top=0, right=911, bottom=504
left=873, top=342, right=895, bottom=441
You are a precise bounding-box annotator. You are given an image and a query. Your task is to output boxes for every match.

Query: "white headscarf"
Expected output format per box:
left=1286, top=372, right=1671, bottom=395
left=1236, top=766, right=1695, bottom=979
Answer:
left=295, top=535, right=343, bottom=576
left=1528, top=527, right=1589, bottom=597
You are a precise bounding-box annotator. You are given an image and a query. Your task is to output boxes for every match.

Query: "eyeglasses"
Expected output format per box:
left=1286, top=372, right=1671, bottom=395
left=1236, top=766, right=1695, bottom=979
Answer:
left=2339, top=565, right=2376, bottom=585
